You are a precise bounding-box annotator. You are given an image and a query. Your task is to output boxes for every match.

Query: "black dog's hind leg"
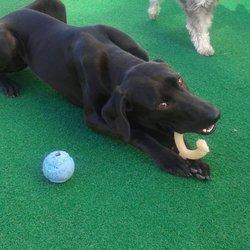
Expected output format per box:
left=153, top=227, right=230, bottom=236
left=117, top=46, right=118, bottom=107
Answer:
left=72, top=34, right=115, bottom=132
left=103, top=26, right=149, bottom=61
left=0, top=74, right=20, bottom=98
left=25, top=0, right=67, bottom=23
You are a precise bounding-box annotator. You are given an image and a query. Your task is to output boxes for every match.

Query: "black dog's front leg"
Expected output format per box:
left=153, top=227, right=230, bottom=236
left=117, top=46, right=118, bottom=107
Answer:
left=186, top=159, right=210, bottom=180
left=85, top=114, right=209, bottom=180
left=170, top=138, right=211, bottom=180
left=85, top=118, right=192, bottom=178
left=130, top=129, right=194, bottom=178
left=140, top=127, right=211, bottom=180
left=0, top=74, right=20, bottom=98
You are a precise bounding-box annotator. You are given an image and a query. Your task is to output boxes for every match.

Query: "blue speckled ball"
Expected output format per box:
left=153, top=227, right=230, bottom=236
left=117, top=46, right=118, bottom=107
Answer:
left=42, top=151, right=75, bottom=183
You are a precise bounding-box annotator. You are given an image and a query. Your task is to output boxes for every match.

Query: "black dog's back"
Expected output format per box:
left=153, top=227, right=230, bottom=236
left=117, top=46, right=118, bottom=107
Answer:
left=1, top=8, right=148, bottom=104
left=26, top=0, right=67, bottom=23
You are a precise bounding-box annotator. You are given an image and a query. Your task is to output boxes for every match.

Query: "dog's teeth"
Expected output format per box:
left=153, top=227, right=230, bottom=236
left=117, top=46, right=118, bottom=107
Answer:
left=202, top=124, right=214, bottom=133
left=208, top=125, right=214, bottom=132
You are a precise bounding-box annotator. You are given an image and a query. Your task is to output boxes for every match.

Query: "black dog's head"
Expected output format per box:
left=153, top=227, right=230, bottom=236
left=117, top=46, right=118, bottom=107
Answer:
left=102, top=61, right=220, bottom=142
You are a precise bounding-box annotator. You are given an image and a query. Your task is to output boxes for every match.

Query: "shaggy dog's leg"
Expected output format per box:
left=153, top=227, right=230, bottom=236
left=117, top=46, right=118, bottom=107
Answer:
left=148, top=0, right=161, bottom=19
left=182, top=0, right=217, bottom=56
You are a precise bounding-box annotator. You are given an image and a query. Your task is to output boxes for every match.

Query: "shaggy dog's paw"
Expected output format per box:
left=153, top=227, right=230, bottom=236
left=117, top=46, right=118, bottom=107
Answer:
left=148, top=6, right=160, bottom=20
left=196, top=44, right=215, bottom=56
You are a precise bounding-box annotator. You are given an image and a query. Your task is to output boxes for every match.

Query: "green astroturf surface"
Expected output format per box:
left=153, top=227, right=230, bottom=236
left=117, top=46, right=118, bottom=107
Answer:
left=0, top=0, right=249, bottom=249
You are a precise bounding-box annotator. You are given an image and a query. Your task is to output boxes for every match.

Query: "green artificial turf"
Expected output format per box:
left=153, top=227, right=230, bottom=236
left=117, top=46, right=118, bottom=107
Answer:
left=0, top=0, right=249, bottom=249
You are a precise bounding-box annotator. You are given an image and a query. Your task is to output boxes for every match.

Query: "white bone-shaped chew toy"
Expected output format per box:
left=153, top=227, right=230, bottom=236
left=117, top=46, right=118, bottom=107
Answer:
left=174, top=132, right=209, bottom=160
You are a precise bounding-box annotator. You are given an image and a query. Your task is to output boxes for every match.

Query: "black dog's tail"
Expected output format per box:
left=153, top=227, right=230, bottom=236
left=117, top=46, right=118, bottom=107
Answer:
left=25, top=0, right=67, bottom=23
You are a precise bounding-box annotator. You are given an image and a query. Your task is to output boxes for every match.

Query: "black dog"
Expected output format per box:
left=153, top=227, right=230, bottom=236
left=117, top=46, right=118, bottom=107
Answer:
left=0, top=0, right=220, bottom=180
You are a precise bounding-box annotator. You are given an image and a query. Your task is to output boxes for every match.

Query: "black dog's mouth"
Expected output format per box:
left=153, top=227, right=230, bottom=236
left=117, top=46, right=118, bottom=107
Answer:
left=197, top=124, right=216, bottom=135
left=156, top=122, right=217, bottom=135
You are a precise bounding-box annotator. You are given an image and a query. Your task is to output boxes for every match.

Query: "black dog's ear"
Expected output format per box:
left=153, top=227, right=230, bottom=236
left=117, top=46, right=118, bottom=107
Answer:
left=102, top=86, right=130, bottom=142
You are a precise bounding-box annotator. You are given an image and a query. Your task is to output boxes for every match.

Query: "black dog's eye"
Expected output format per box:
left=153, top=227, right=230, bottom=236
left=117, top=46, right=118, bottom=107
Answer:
left=158, top=102, right=169, bottom=110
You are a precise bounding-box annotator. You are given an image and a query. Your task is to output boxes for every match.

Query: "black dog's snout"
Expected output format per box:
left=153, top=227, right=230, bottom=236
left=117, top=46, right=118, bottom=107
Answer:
left=203, top=104, right=221, bottom=124
left=212, top=107, right=220, bottom=122
left=178, top=93, right=221, bottom=124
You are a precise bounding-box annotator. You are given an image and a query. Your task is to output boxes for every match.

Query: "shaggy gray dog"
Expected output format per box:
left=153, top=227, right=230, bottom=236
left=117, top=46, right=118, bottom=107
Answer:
left=148, top=0, right=218, bottom=56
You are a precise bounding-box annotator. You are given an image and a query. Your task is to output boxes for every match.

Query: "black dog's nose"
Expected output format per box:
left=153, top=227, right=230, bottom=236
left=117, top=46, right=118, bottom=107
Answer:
left=214, top=108, right=221, bottom=121
left=205, top=105, right=221, bottom=124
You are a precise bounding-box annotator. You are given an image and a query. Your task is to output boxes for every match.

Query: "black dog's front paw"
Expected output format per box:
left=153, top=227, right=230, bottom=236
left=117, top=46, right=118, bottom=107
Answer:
left=163, top=156, right=193, bottom=178
left=188, top=160, right=211, bottom=181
